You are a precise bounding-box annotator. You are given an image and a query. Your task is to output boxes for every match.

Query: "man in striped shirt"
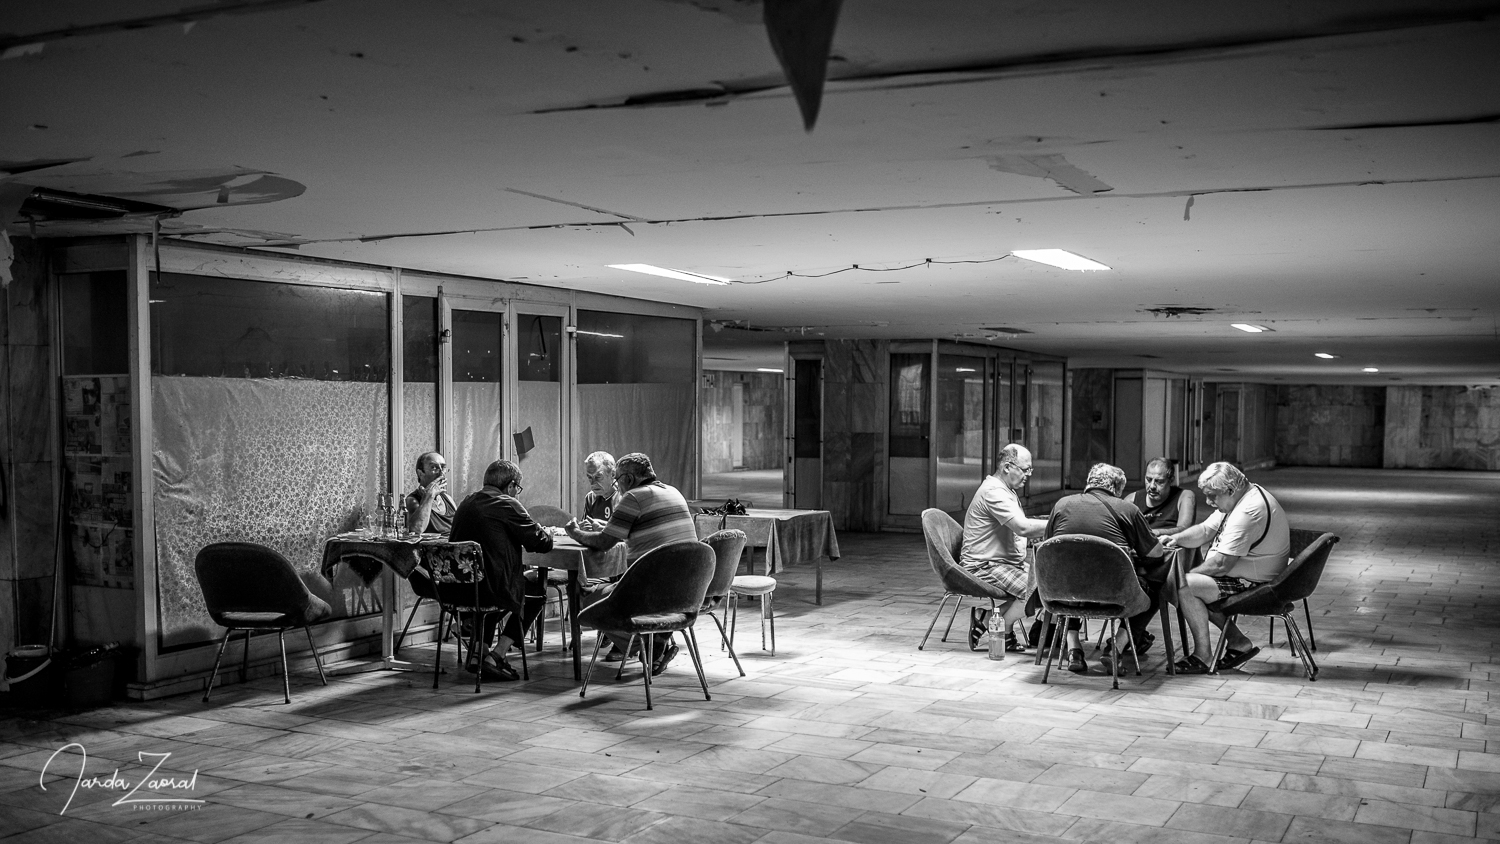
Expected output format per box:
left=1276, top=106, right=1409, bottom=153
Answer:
left=566, top=452, right=699, bottom=672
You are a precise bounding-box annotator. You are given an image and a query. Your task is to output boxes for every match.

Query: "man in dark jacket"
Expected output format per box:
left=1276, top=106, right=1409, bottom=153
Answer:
left=448, top=459, right=553, bottom=680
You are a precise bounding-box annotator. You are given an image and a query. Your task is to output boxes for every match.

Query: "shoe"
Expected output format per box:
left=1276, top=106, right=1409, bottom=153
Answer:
left=1067, top=648, right=1088, bottom=674
left=1215, top=646, right=1261, bottom=672
left=602, top=644, right=626, bottom=663
left=466, top=655, right=519, bottom=682
left=1134, top=631, right=1155, bottom=657
left=1004, top=633, right=1028, bottom=653
left=968, top=608, right=987, bottom=651
left=650, top=642, right=679, bottom=676
left=1173, top=655, right=1212, bottom=675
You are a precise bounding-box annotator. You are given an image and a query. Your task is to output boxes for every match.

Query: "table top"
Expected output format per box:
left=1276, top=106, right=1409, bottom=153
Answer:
left=321, top=532, right=480, bottom=582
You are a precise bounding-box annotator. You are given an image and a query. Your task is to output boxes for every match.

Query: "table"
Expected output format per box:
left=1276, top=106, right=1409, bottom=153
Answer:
left=692, top=508, right=840, bottom=604
left=524, top=532, right=626, bottom=681
left=320, top=532, right=481, bottom=673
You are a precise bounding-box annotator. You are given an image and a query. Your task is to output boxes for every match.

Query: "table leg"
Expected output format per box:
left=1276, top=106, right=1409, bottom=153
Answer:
left=534, top=566, right=549, bottom=653
left=816, top=558, right=823, bottom=606
left=569, top=569, right=583, bottom=681
left=368, top=567, right=413, bottom=672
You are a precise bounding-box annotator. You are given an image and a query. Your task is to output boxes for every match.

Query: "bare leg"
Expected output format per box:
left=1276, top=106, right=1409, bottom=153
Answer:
left=1179, top=573, right=1221, bottom=663
left=1210, top=611, right=1254, bottom=652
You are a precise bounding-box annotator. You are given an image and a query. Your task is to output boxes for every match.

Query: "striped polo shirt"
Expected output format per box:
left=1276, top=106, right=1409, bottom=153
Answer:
left=600, top=481, right=699, bottom=565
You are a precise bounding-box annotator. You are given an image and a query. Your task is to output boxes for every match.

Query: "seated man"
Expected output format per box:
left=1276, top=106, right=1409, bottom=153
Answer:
left=959, top=443, right=1049, bottom=653
left=1044, top=463, right=1166, bottom=674
left=448, top=459, right=554, bottom=681
left=1164, top=461, right=1291, bottom=674
left=581, top=450, right=618, bottom=527
left=565, top=452, right=699, bottom=674
left=405, top=451, right=456, bottom=535
left=1127, top=457, right=1198, bottom=538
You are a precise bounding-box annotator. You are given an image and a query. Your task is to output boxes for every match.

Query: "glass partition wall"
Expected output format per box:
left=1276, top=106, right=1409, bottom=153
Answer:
left=885, top=341, right=1065, bottom=527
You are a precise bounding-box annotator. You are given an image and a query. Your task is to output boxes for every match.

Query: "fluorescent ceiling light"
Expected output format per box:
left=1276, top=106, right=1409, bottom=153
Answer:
left=608, top=263, right=732, bottom=285
left=1010, top=249, right=1111, bottom=271
left=1314, top=352, right=1339, bottom=359
left=955, top=367, right=976, bottom=372
left=1230, top=323, right=1270, bottom=333
left=757, top=368, right=783, bottom=373
left=1363, top=367, right=1380, bottom=373
left=574, top=330, right=623, bottom=338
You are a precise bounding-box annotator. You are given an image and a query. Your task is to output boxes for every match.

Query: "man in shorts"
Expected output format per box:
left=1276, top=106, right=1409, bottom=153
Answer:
left=1164, top=462, right=1291, bottom=674
left=958, top=443, right=1049, bottom=652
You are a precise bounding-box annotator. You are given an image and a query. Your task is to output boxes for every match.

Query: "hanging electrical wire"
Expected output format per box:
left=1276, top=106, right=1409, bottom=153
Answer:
left=728, top=253, right=1019, bottom=284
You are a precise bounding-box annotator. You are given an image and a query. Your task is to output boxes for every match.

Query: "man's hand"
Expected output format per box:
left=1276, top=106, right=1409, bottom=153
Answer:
left=418, top=473, right=447, bottom=502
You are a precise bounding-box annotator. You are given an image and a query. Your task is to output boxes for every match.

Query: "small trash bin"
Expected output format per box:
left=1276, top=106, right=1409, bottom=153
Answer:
left=3, top=645, right=56, bottom=707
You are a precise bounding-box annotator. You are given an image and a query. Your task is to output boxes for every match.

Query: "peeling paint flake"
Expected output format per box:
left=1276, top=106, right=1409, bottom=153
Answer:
left=985, top=154, right=1113, bottom=195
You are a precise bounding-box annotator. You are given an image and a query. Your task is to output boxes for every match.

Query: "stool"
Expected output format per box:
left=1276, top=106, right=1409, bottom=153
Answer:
left=729, top=575, right=777, bottom=654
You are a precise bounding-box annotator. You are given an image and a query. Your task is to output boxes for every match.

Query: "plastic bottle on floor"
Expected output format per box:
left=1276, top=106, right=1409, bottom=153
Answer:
left=987, top=611, right=1005, bottom=660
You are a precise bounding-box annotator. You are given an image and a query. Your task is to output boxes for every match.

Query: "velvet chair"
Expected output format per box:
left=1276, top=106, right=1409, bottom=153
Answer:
left=1033, top=535, right=1152, bottom=690
left=1267, top=528, right=1328, bottom=652
left=1209, top=532, right=1338, bottom=681
left=577, top=540, right=715, bottom=710
left=917, top=509, right=1017, bottom=651
left=195, top=542, right=332, bottom=704
left=420, top=541, right=528, bottom=693
left=702, top=529, right=748, bottom=677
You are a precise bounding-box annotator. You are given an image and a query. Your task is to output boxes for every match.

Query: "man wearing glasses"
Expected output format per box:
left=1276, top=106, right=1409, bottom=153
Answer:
left=1163, top=462, right=1291, bottom=674
left=958, top=443, right=1049, bottom=652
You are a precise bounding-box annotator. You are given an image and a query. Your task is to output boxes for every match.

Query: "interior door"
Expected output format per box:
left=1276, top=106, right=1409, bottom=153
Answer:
left=1217, top=386, right=1241, bottom=463
left=791, top=357, right=823, bottom=509
left=511, top=305, right=569, bottom=509
left=444, top=300, right=506, bottom=498
left=935, top=353, right=987, bottom=513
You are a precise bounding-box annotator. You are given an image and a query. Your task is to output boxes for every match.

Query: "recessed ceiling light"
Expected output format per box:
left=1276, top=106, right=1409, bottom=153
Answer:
left=1314, top=352, right=1339, bottom=359
left=1231, top=323, right=1270, bottom=333
left=608, top=263, right=732, bottom=285
left=1011, top=249, right=1111, bottom=271
left=1363, top=367, right=1380, bottom=373
left=756, top=368, right=784, bottom=373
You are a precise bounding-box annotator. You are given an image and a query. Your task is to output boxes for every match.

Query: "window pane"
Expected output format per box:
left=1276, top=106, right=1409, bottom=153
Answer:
left=936, top=354, right=986, bottom=511
left=60, top=271, right=129, bottom=375
left=889, top=353, right=929, bottom=459
left=402, top=295, right=437, bottom=383
left=576, top=311, right=694, bottom=384
left=451, top=310, right=502, bottom=383
left=517, top=313, right=562, bottom=383
left=149, top=272, right=388, bottom=380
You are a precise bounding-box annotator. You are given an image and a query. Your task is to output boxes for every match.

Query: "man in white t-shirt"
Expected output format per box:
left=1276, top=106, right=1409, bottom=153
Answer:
left=958, top=443, right=1049, bottom=651
left=1164, top=462, right=1291, bottom=674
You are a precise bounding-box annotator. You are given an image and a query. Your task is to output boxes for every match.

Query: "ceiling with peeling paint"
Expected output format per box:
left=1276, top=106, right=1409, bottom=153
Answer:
left=3, top=0, right=1498, bottom=382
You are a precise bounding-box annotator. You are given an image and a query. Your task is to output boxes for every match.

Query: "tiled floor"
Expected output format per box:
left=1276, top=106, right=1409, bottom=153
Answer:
left=3, top=467, right=1498, bottom=844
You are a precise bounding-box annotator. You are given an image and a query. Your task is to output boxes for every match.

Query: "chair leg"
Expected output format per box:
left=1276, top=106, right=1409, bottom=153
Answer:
left=1155, top=599, right=1176, bottom=676
left=470, top=612, right=485, bottom=694
left=580, top=631, right=606, bottom=699
left=433, top=608, right=444, bottom=690
left=617, top=633, right=637, bottom=681
left=1208, top=614, right=1235, bottom=675
left=920, top=593, right=955, bottom=651
left=1303, top=599, right=1317, bottom=652
left=277, top=630, right=291, bottom=704
left=1122, top=622, right=1141, bottom=676
left=1268, top=616, right=1276, bottom=649
left=1283, top=614, right=1319, bottom=681
left=640, top=632, right=655, bottom=711
left=515, top=611, right=530, bottom=681
left=684, top=628, right=712, bottom=701
left=729, top=594, right=738, bottom=650
left=1034, top=611, right=1052, bottom=666
left=1108, top=619, right=1121, bottom=690
left=394, top=596, right=424, bottom=656
left=1041, top=614, right=1064, bottom=684
left=240, top=629, right=252, bottom=684
left=940, top=595, right=963, bottom=643
left=304, top=626, right=327, bottom=686
left=707, top=611, right=745, bottom=676
left=763, top=591, right=776, bottom=655
left=204, top=629, right=233, bottom=702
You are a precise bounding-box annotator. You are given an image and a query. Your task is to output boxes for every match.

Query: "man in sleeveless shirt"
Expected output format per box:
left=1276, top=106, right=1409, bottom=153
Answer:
left=1164, top=462, right=1291, bottom=674
left=1127, top=458, right=1197, bottom=537
left=405, top=451, right=456, bottom=535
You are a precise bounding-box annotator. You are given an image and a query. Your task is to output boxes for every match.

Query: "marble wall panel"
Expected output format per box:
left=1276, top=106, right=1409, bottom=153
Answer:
left=6, top=345, right=54, bottom=462
left=14, top=576, right=52, bottom=646
left=848, top=383, right=883, bottom=433
left=821, top=381, right=851, bottom=435
left=0, top=578, right=11, bottom=688
left=822, top=341, right=852, bottom=385
left=5, top=238, right=48, bottom=346
left=1275, top=384, right=1384, bottom=468
left=1383, top=385, right=1500, bottom=470
left=822, top=431, right=852, bottom=482
left=0, top=501, right=12, bottom=583
left=850, top=340, right=883, bottom=384
left=12, top=462, right=58, bottom=579
left=850, top=432, right=877, bottom=481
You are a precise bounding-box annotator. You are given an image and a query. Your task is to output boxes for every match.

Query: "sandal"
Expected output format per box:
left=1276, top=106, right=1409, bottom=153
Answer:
left=1004, top=633, right=1028, bottom=653
left=1173, top=655, right=1212, bottom=675
left=1215, top=646, right=1261, bottom=672
left=968, top=608, right=987, bottom=651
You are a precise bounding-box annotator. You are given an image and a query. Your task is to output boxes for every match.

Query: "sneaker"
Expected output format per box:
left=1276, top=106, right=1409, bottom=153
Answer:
left=1067, top=648, right=1088, bottom=674
left=651, top=642, right=679, bottom=676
